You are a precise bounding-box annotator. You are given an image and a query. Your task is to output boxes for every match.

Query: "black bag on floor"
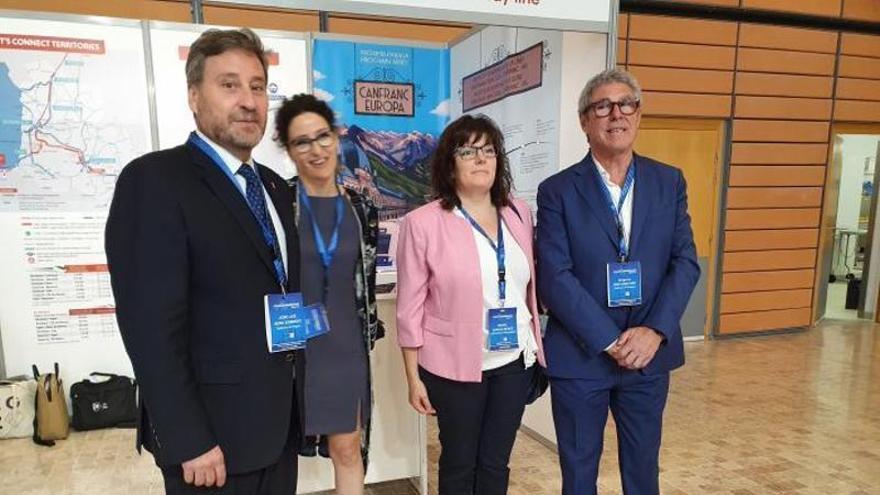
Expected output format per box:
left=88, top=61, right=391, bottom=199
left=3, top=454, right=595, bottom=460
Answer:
left=70, top=373, right=137, bottom=431
left=845, top=278, right=861, bottom=310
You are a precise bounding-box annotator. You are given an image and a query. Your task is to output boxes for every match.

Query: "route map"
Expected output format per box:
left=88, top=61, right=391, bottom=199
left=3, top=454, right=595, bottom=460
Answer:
left=0, top=23, right=151, bottom=213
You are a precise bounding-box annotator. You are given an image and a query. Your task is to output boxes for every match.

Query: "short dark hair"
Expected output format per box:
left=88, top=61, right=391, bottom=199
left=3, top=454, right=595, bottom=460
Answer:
left=186, top=28, right=268, bottom=88
left=274, top=94, right=337, bottom=147
left=431, top=114, right=512, bottom=210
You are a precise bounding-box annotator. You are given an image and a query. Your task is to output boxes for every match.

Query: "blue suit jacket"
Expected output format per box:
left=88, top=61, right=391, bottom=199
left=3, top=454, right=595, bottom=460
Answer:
left=536, top=152, right=700, bottom=379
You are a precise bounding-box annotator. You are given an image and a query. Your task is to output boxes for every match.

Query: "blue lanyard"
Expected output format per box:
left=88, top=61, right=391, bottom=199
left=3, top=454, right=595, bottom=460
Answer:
left=298, top=186, right=344, bottom=303
left=596, top=161, right=635, bottom=262
left=188, top=131, right=287, bottom=287
left=458, top=207, right=506, bottom=305
left=188, top=131, right=247, bottom=197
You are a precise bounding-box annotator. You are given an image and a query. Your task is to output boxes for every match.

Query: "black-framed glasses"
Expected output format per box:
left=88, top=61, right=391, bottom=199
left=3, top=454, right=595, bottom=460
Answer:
left=287, top=130, right=336, bottom=154
left=455, top=143, right=497, bottom=160
left=588, top=98, right=640, bottom=117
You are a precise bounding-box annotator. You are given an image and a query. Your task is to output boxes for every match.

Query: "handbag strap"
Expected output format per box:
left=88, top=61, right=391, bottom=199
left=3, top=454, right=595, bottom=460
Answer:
left=90, top=372, right=118, bottom=379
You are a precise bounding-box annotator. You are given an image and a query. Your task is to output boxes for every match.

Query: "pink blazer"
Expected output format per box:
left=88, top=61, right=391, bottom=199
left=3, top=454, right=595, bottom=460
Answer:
left=396, top=198, right=546, bottom=382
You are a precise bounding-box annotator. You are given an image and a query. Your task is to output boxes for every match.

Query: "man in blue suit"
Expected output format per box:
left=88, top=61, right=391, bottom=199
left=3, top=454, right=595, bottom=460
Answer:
left=536, top=69, right=700, bottom=494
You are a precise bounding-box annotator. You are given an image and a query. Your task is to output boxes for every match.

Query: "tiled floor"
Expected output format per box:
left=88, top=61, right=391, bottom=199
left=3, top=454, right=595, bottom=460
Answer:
left=2, top=319, right=879, bottom=494
left=823, top=281, right=860, bottom=320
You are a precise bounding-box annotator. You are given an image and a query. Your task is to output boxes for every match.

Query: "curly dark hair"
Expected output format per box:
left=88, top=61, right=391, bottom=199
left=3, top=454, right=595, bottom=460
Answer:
left=431, top=114, right=512, bottom=210
left=273, top=93, right=336, bottom=147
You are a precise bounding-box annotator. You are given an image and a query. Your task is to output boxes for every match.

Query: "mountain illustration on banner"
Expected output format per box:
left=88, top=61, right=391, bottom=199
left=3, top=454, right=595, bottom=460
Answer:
left=337, top=124, right=436, bottom=220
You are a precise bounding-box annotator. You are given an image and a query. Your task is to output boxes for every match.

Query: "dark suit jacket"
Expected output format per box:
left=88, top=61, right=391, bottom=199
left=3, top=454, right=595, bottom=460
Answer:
left=536, top=152, right=700, bottom=379
left=105, top=141, right=302, bottom=474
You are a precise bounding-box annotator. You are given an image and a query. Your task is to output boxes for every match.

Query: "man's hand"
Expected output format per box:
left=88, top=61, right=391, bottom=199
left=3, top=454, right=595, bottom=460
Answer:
left=612, top=326, right=663, bottom=370
left=182, top=445, right=226, bottom=487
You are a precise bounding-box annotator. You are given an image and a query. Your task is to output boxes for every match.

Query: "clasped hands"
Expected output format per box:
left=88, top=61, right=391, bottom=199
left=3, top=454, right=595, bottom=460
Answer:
left=607, top=326, right=663, bottom=370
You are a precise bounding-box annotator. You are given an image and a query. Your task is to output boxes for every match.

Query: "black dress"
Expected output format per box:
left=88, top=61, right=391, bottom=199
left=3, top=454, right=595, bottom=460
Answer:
left=299, top=195, right=370, bottom=435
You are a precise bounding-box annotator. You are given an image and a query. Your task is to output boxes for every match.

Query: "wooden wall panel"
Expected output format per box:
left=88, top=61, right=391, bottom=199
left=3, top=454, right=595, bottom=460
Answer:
left=619, top=14, right=629, bottom=38
left=618, top=40, right=627, bottom=66
left=732, top=120, right=829, bottom=142
left=205, top=5, right=318, bottom=31
left=836, top=78, right=880, bottom=101
left=842, top=0, right=880, bottom=21
left=630, top=67, right=733, bottom=94
left=741, top=0, right=842, bottom=18
left=722, top=269, right=815, bottom=293
left=731, top=143, right=829, bottom=164
left=674, top=0, right=740, bottom=6
left=737, top=48, right=836, bottom=75
left=726, top=208, right=821, bottom=229
left=628, top=41, right=736, bottom=70
left=840, top=33, right=880, bottom=57
left=642, top=92, right=732, bottom=117
left=723, top=249, right=816, bottom=272
left=615, top=10, right=880, bottom=335
left=729, top=166, right=827, bottom=186
left=725, top=229, right=819, bottom=251
left=838, top=55, right=880, bottom=79
left=735, top=96, right=832, bottom=120
left=727, top=187, right=823, bottom=208
left=0, top=0, right=191, bottom=21
left=738, top=24, right=838, bottom=53
left=719, top=308, right=812, bottom=334
left=834, top=100, right=880, bottom=122
left=735, top=72, right=833, bottom=98
left=628, top=14, right=738, bottom=45
left=721, top=289, right=813, bottom=313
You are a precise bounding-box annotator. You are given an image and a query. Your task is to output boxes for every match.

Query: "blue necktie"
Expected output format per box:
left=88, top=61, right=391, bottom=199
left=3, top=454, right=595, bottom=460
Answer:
left=237, top=163, right=287, bottom=287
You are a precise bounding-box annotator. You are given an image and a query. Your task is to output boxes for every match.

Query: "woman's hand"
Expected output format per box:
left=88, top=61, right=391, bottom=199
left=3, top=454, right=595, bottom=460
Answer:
left=408, top=378, right=436, bottom=415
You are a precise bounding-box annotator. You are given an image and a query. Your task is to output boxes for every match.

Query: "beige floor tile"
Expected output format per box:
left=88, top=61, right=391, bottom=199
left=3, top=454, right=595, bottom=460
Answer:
left=1, top=319, right=878, bottom=494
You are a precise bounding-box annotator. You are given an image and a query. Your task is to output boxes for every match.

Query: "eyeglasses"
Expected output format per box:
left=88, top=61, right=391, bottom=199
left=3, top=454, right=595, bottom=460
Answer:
left=455, top=143, right=497, bottom=161
left=287, top=130, right=336, bottom=154
left=587, top=98, right=640, bottom=117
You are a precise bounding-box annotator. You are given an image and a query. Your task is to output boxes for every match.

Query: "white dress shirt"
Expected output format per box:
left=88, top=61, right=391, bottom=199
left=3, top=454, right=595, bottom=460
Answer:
left=593, top=156, right=634, bottom=250
left=196, top=130, right=288, bottom=273
left=593, top=157, right=635, bottom=351
left=455, top=209, right=538, bottom=371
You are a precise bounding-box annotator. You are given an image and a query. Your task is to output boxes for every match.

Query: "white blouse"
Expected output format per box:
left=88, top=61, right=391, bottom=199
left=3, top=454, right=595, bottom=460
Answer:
left=455, top=209, right=538, bottom=371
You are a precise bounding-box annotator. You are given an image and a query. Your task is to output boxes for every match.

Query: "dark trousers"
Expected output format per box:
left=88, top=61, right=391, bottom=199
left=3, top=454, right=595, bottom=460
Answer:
left=161, top=405, right=300, bottom=495
left=420, top=356, right=533, bottom=495
left=550, top=371, right=670, bottom=495
left=161, top=437, right=298, bottom=495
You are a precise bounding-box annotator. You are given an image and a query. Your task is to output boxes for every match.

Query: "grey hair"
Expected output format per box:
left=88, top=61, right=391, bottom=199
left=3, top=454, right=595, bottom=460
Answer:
left=577, top=68, right=642, bottom=115
left=185, top=28, right=268, bottom=88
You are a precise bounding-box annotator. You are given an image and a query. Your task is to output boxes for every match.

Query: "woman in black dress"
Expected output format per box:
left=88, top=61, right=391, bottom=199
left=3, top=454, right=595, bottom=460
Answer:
left=275, top=94, right=384, bottom=495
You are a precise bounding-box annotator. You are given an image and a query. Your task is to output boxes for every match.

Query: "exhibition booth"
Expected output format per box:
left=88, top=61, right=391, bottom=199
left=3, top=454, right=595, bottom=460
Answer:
left=0, top=1, right=616, bottom=492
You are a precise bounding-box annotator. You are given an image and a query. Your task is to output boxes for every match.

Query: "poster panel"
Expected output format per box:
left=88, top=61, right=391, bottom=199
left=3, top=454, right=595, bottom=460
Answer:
left=0, top=16, right=153, bottom=381
left=312, top=39, right=450, bottom=220
left=451, top=26, right=562, bottom=211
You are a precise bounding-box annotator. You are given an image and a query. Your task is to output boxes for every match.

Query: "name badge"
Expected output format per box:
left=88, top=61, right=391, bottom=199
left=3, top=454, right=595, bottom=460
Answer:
left=302, top=302, right=330, bottom=340
left=487, top=307, right=518, bottom=352
left=264, top=293, right=307, bottom=353
left=607, top=261, right=643, bottom=307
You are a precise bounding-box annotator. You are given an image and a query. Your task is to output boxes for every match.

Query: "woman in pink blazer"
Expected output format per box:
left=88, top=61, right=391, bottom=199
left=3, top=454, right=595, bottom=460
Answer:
left=396, top=114, right=546, bottom=495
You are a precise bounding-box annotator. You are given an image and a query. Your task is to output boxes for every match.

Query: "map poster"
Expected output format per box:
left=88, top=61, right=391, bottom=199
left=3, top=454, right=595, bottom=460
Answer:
left=0, top=16, right=152, bottom=381
left=149, top=23, right=309, bottom=180
left=450, top=26, right=562, bottom=211
left=312, top=39, right=450, bottom=220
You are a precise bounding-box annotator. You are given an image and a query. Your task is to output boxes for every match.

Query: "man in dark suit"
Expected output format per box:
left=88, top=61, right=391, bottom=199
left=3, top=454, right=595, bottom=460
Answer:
left=536, top=69, right=700, bottom=494
left=106, top=28, right=301, bottom=494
